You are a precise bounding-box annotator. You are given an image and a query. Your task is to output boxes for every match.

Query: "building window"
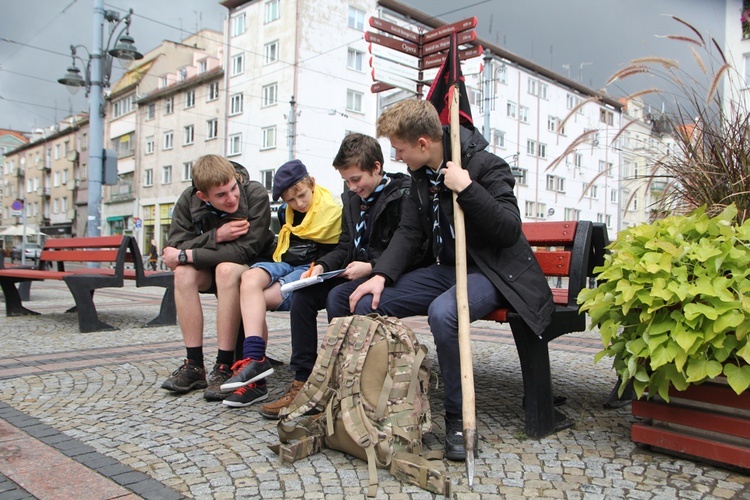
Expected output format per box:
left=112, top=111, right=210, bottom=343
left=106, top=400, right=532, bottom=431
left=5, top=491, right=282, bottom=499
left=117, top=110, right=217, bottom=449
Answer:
left=230, top=93, right=244, bottom=115
left=229, top=133, right=242, bottom=156
left=496, top=65, right=507, bottom=84
left=165, top=96, right=174, bottom=115
left=519, top=105, right=529, bottom=123
left=231, top=53, right=245, bottom=76
left=163, top=131, right=173, bottom=150
left=564, top=208, right=581, bottom=221
left=185, top=89, right=195, bottom=108
left=232, top=13, right=246, bottom=36
left=599, top=160, right=613, bottom=176
left=112, top=95, right=135, bottom=118
left=159, top=76, right=168, bottom=88
left=346, top=89, right=363, bottom=113
left=585, top=184, right=599, bottom=199
left=62, top=169, right=69, bottom=184
left=492, top=129, right=505, bottom=149
left=348, top=6, right=365, bottom=30
left=146, top=103, right=155, bottom=120
left=183, top=125, right=195, bottom=145
left=207, top=119, right=218, bottom=140
left=145, top=136, right=154, bottom=154
left=546, top=175, right=565, bottom=193
left=547, top=116, right=557, bottom=133
left=144, top=168, right=154, bottom=186
left=260, top=169, right=274, bottom=190
left=199, top=60, right=207, bottom=74
left=262, top=83, right=278, bottom=107
left=112, top=133, right=134, bottom=158
left=506, top=101, right=517, bottom=118
left=265, top=0, right=280, bottom=23
left=600, top=108, right=614, bottom=126
left=262, top=126, right=277, bottom=150
left=178, top=68, right=187, bottom=81
left=182, top=161, right=193, bottom=181
left=527, top=139, right=547, bottom=158
left=264, top=41, right=279, bottom=64
left=208, top=82, right=219, bottom=101
left=347, top=48, right=364, bottom=71
left=55, top=144, right=60, bottom=160
left=610, top=188, right=618, bottom=203
left=162, top=165, right=172, bottom=184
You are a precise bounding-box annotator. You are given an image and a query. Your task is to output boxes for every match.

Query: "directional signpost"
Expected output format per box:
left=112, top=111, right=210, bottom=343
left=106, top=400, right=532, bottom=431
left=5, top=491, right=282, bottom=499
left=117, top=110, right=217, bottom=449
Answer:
left=366, top=16, right=483, bottom=96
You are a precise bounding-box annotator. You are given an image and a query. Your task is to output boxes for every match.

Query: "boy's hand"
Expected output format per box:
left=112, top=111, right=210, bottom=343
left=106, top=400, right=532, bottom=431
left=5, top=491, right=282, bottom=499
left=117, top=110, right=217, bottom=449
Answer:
left=348, top=275, right=386, bottom=312
left=303, top=264, right=324, bottom=278
left=443, top=161, right=472, bottom=193
left=216, top=219, right=250, bottom=243
left=341, top=261, right=372, bottom=280
left=161, top=246, right=181, bottom=270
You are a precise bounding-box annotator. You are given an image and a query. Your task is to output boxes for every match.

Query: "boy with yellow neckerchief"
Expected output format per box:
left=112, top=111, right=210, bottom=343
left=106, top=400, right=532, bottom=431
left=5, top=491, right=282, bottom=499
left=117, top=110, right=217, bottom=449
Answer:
left=216, top=159, right=341, bottom=407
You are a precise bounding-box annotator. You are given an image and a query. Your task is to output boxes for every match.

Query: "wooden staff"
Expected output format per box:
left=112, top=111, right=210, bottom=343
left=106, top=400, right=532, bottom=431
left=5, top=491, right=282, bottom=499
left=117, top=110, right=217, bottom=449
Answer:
left=449, top=83, right=476, bottom=486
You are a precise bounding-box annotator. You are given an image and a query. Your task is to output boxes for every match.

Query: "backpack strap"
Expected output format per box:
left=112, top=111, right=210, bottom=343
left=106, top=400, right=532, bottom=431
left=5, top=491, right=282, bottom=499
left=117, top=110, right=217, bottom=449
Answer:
left=270, top=413, right=326, bottom=463
left=390, top=452, right=452, bottom=496
left=281, top=316, right=352, bottom=420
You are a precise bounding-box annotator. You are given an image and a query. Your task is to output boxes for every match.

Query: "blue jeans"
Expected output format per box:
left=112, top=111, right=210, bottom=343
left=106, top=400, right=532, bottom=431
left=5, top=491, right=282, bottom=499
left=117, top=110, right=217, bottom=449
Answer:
left=327, top=263, right=506, bottom=416
left=251, top=261, right=309, bottom=311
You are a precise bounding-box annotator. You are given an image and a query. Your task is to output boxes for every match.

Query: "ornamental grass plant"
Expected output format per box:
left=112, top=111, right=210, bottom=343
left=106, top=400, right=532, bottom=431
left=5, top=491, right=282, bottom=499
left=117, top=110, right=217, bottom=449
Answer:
left=575, top=17, right=750, bottom=400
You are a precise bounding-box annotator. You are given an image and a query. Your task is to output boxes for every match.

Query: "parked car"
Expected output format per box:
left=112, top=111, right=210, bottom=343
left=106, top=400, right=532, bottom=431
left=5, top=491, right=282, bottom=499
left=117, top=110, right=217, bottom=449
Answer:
left=10, top=243, right=42, bottom=262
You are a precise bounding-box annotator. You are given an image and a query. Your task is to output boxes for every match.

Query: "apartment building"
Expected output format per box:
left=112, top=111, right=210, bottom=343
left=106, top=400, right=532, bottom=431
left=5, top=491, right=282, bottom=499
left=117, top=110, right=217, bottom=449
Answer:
left=0, top=129, right=29, bottom=228
left=2, top=116, right=89, bottom=238
left=221, top=0, right=380, bottom=196
left=104, top=29, right=225, bottom=251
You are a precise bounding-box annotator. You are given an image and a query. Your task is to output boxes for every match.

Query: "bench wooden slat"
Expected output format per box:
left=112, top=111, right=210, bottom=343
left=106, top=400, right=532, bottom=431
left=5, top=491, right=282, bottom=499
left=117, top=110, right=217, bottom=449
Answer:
left=534, top=251, right=572, bottom=276
left=522, top=221, right=577, bottom=246
left=40, top=249, right=121, bottom=262
left=42, top=235, right=127, bottom=249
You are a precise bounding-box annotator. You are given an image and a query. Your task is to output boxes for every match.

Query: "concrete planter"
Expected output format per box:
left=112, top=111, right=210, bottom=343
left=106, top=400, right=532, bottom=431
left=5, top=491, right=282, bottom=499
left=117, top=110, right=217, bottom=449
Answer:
left=631, top=378, right=750, bottom=470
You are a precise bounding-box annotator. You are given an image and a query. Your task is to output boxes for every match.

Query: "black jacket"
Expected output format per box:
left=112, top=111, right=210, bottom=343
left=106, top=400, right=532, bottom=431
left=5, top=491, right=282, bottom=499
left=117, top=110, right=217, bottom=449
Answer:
left=373, top=126, right=555, bottom=337
left=317, top=172, right=424, bottom=272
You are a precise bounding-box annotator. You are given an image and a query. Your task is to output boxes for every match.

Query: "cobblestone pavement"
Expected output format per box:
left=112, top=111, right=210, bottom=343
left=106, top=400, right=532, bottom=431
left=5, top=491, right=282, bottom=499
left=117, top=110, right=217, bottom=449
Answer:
left=0, top=280, right=748, bottom=499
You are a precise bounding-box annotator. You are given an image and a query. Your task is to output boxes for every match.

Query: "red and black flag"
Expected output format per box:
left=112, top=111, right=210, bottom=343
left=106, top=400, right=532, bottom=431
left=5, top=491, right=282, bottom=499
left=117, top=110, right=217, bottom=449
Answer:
left=426, top=32, right=473, bottom=127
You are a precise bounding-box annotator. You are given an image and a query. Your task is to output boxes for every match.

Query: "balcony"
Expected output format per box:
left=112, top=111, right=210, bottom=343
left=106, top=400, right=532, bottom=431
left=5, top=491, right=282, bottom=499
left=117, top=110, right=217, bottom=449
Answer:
left=650, top=180, right=667, bottom=192
left=42, top=187, right=51, bottom=197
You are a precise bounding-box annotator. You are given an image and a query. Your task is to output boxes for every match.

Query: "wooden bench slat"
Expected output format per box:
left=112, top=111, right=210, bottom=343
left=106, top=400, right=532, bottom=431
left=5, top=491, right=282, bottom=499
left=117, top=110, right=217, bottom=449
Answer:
left=42, top=235, right=127, bottom=249
left=534, top=251, right=572, bottom=276
left=40, top=249, right=121, bottom=262
left=522, top=221, right=578, bottom=246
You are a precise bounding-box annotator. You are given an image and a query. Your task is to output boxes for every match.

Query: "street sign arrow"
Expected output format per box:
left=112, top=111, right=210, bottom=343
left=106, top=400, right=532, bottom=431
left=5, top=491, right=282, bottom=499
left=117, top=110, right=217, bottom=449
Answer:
left=369, top=17, right=420, bottom=43
left=422, top=56, right=484, bottom=84
left=371, top=82, right=396, bottom=93
left=364, top=32, right=419, bottom=57
left=369, top=43, right=420, bottom=69
left=422, top=30, right=476, bottom=56
left=422, top=45, right=484, bottom=70
left=371, top=69, right=418, bottom=93
left=370, top=57, right=420, bottom=82
left=423, top=17, right=477, bottom=43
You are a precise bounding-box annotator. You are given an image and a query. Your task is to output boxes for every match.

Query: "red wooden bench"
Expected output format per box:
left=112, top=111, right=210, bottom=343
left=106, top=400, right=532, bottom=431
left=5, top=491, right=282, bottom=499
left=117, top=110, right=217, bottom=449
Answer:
left=0, top=235, right=175, bottom=333
left=482, top=220, right=609, bottom=438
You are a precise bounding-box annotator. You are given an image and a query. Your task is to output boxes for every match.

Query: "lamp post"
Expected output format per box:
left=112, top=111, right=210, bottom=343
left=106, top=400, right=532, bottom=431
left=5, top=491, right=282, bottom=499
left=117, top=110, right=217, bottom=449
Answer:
left=58, top=0, right=143, bottom=237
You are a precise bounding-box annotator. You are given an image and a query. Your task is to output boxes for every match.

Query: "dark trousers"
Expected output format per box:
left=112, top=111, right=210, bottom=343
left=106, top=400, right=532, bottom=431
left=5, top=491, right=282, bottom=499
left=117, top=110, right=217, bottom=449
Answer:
left=289, top=276, right=368, bottom=381
left=327, top=263, right=506, bottom=416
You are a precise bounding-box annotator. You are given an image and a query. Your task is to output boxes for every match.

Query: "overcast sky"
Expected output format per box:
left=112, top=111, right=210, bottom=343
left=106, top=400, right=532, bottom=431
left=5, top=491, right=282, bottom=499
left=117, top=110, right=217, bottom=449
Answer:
left=0, top=0, right=726, bottom=132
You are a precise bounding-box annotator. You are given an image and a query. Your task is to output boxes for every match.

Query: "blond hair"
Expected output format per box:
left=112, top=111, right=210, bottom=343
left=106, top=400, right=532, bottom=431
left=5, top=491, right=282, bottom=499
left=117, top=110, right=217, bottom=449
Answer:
left=191, top=155, right=238, bottom=193
left=281, top=175, right=315, bottom=201
left=376, top=99, right=443, bottom=144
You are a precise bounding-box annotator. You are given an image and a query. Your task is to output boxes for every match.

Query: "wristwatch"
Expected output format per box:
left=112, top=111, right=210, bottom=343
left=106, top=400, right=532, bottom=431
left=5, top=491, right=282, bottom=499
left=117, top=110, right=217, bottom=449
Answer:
left=178, top=249, right=188, bottom=265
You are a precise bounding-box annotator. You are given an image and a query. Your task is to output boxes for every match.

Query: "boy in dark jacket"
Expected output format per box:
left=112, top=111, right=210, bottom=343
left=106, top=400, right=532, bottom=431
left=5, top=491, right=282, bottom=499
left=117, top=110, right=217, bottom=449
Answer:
left=343, top=99, right=555, bottom=461
left=160, top=154, right=275, bottom=398
left=259, top=133, right=422, bottom=419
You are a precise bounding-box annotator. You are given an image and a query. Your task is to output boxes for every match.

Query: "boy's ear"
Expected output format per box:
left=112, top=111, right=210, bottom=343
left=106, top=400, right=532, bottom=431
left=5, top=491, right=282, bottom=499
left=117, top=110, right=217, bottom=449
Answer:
left=196, top=190, right=209, bottom=203
left=417, top=137, right=430, bottom=151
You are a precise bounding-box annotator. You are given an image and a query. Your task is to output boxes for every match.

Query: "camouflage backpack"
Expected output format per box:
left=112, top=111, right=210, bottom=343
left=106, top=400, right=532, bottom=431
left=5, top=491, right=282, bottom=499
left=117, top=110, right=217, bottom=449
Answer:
left=270, top=314, right=451, bottom=496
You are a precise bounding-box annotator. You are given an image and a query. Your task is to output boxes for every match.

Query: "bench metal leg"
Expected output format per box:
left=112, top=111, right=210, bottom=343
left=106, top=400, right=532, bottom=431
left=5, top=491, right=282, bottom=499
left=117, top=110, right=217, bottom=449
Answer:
left=509, top=315, right=574, bottom=439
left=0, top=279, right=40, bottom=316
left=145, top=287, right=177, bottom=327
left=18, top=281, right=31, bottom=301
left=603, top=377, right=634, bottom=409
left=64, top=283, right=117, bottom=333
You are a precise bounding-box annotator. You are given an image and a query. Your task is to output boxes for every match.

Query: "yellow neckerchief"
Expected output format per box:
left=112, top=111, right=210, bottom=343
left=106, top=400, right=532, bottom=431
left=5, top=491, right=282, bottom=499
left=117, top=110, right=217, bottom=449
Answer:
left=273, top=185, right=342, bottom=262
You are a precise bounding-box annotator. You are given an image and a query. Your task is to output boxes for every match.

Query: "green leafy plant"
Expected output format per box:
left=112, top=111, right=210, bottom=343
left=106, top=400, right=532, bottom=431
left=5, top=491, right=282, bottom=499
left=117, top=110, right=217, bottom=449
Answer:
left=579, top=204, right=750, bottom=401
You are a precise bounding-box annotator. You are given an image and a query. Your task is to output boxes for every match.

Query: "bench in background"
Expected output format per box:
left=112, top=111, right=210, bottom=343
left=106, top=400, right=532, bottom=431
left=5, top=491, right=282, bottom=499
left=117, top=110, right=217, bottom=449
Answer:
left=482, top=220, right=608, bottom=439
left=0, top=235, right=175, bottom=333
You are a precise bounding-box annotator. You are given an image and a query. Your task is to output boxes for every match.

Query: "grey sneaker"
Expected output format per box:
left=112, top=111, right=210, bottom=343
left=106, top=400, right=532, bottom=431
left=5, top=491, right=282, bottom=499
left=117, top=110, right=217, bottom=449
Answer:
left=161, top=359, right=207, bottom=393
left=222, top=382, right=268, bottom=408
left=204, top=363, right=233, bottom=401
left=220, top=357, right=274, bottom=391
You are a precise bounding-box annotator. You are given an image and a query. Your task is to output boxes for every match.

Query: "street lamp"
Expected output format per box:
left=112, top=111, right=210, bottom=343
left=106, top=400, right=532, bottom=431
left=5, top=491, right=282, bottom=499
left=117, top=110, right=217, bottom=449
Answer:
left=58, top=1, right=143, bottom=238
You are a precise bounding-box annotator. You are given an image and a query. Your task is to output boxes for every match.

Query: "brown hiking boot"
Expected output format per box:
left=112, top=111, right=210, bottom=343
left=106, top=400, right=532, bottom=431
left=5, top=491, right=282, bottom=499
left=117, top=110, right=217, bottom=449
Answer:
left=258, top=379, right=304, bottom=420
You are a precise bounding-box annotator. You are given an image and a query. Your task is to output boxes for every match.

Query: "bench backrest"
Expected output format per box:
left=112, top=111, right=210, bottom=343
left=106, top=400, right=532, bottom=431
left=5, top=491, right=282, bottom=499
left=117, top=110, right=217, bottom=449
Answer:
left=41, top=235, right=132, bottom=273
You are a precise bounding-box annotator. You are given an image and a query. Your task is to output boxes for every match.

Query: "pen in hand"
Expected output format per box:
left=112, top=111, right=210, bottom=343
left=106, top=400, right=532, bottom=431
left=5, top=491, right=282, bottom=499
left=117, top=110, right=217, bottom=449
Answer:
left=306, top=261, right=315, bottom=278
